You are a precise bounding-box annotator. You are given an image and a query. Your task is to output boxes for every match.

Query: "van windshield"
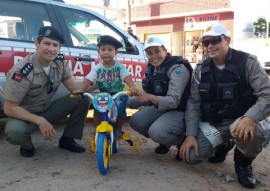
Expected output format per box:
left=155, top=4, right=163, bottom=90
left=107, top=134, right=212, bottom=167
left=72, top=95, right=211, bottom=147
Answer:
left=60, top=7, right=126, bottom=51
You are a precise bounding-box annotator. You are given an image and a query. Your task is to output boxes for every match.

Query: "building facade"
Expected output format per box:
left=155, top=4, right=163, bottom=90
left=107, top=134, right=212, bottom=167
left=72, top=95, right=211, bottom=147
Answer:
left=130, top=0, right=234, bottom=63
left=64, top=0, right=270, bottom=64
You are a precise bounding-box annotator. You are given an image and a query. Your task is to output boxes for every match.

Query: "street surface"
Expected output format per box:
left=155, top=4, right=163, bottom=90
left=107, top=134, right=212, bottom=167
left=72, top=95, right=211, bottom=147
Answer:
left=0, top=118, right=270, bottom=191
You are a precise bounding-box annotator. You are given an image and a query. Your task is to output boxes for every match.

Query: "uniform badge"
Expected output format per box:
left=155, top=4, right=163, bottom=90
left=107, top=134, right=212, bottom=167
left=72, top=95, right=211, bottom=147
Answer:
left=148, top=37, right=155, bottom=43
left=12, top=72, right=23, bottom=82
left=173, top=67, right=182, bottom=77
left=45, top=29, right=51, bottom=37
left=223, top=87, right=233, bottom=99
left=20, top=63, right=33, bottom=77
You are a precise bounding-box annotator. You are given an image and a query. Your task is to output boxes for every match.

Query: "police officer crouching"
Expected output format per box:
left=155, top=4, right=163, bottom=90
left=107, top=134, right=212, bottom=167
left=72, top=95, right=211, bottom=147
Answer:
left=180, top=23, right=270, bottom=189
left=3, top=26, right=91, bottom=157
left=129, top=36, right=193, bottom=155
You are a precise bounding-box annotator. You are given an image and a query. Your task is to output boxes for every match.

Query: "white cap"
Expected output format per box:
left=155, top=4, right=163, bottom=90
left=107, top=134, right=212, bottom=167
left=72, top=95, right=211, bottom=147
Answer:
left=202, top=23, right=229, bottom=37
left=144, top=36, right=165, bottom=50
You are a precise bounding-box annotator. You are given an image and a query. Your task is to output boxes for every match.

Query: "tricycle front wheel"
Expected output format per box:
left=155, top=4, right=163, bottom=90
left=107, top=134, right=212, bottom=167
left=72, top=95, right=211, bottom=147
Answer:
left=97, top=133, right=110, bottom=175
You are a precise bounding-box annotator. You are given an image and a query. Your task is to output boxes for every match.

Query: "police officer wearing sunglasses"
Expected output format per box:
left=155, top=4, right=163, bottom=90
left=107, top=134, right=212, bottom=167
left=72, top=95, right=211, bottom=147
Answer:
left=3, top=26, right=91, bottom=157
left=179, top=23, right=270, bottom=189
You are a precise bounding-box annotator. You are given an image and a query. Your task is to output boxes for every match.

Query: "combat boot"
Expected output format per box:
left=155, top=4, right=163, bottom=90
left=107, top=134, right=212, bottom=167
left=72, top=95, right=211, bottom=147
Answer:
left=155, top=144, right=170, bottom=154
left=20, top=138, right=35, bottom=157
left=208, top=139, right=235, bottom=163
left=175, top=145, right=181, bottom=161
left=234, top=148, right=256, bottom=189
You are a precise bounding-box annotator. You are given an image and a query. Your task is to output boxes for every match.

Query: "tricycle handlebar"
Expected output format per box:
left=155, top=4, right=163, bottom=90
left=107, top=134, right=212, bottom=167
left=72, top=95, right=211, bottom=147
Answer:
left=70, top=91, right=131, bottom=101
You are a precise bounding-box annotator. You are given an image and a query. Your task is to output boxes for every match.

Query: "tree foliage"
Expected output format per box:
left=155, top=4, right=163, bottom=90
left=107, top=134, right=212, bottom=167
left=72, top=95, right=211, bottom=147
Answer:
left=254, top=17, right=267, bottom=38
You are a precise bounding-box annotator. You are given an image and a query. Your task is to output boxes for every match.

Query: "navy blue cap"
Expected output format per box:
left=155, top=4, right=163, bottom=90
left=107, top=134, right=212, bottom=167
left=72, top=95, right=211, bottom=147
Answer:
left=38, top=26, right=65, bottom=44
left=97, top=35, right=122, bottom=49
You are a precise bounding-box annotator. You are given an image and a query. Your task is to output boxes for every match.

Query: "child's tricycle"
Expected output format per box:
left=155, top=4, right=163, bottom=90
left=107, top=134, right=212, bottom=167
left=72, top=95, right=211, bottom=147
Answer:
left=70, top=91, right=139, bottom=175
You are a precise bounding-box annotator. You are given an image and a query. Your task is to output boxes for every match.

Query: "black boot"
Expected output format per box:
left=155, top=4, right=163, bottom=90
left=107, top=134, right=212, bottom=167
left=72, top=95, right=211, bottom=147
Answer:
left=234, top=148, right=256, bottom=189
left=59, top=136, right=85, bottom=153
left=20, top=138, right=35, bottom=157
left=155, top=144, right=170, bottom=154
left=175, top=145, right=181, bottom=161
left=208, top=139, right=235, bottom=163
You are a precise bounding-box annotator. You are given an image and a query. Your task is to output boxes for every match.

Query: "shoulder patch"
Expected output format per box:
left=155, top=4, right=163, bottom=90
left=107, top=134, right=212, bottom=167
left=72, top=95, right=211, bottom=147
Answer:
left=12, top=72, right=23, bottom=82
left=54, top=54, right=65, bottom=61
left=173, top=67, right=182, bottom=77
left=19, top=63, right=33, bottom=77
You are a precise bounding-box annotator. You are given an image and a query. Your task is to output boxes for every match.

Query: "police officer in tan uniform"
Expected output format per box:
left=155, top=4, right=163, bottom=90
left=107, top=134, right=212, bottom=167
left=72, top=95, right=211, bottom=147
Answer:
left=129, top=37, right=192, bottom=155
left=3, top=26, right=91, bottom=157
left=179, top=23, right=270, bottom=189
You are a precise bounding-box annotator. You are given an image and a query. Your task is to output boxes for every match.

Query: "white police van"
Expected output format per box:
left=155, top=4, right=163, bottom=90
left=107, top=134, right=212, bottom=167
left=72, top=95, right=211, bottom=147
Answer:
left=0, top=0, right=147, bottom=119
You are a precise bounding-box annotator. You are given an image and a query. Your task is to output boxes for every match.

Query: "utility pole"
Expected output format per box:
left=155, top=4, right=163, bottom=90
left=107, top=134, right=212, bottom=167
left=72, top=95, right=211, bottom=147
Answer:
left=126, top=0, right=131, bottom=27
left=103, top=0, right=110, bottom=17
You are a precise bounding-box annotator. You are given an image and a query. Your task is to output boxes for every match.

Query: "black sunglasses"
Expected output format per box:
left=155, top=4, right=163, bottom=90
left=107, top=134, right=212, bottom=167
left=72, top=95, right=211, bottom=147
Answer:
left=202, top=35, right=226, bottom=47
left=47, top=76, right=54, bottom=94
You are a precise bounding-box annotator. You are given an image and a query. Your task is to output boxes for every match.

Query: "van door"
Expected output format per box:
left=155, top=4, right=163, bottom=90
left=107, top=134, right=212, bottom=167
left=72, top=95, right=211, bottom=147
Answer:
left=52, top=4, right=147, bottom=90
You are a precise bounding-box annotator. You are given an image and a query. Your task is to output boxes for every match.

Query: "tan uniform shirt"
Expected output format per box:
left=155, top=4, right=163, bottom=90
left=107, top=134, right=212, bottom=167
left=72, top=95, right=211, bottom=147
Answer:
left=4, top=52, right=72, bottom=113
left=185, top=53, right=270, bottom=137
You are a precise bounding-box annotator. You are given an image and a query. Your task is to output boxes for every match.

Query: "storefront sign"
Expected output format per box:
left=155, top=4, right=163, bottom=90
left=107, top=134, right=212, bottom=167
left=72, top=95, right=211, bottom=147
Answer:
left=195, top=14, right=220, bottom=23
left=184, top=14, right=220, bottom=31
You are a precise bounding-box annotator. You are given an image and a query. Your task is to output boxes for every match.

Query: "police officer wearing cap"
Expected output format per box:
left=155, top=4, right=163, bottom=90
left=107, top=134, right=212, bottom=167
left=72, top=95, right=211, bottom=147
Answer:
left=179, top=23, right=270, bottom=189
left=129, top=36, right=193, bottom=155
left=3, top=26, right=91, bottom=157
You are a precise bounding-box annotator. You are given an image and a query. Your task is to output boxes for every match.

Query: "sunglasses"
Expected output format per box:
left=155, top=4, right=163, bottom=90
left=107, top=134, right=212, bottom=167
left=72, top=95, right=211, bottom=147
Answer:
left=47, top=76, right=54, bottom=94
left=202, top=35, right=226, bottom=47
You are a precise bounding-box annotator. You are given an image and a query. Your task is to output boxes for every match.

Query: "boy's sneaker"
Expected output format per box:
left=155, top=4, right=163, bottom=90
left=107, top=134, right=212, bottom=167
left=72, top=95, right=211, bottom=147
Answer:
left=115, top=131, right=123, bottom=140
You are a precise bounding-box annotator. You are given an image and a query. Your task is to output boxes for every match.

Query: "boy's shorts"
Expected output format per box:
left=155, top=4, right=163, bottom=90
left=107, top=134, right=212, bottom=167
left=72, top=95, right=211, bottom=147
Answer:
left=93, top=95, right=128, bottom=118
